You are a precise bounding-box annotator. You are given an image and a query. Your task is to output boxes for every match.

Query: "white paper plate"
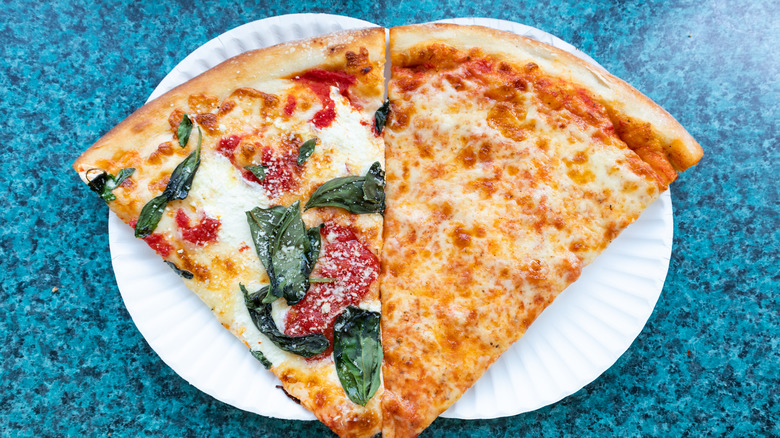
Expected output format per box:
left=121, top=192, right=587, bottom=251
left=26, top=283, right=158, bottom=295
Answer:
left=109, top=14, right=673, bottom=421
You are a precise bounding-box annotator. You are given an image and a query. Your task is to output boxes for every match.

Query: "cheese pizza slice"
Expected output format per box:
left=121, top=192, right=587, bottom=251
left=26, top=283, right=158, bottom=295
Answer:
left=73, top=28, right=387, bottom=438
left=380, top=23, right=702, bottom=437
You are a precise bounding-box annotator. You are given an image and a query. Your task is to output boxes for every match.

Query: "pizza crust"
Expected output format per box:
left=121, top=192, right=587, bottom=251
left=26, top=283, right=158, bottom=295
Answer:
left=389, top=23, right=703, bottom=172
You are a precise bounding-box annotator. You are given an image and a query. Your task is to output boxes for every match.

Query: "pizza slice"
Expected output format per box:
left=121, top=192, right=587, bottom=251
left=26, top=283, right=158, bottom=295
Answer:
left=380, top=23, right=703, bottom=437
left=73, top=28, right=387, bottom=438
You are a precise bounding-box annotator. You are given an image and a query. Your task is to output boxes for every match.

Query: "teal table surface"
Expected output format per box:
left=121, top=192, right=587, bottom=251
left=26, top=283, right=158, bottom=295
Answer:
left=2, top=1, right=777, bottom=436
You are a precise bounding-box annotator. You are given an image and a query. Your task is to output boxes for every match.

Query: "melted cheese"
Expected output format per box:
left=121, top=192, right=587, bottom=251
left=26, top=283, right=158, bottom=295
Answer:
left=380, top=46, right=663, bottom=437
left=317, top=87, right=385, bottom=175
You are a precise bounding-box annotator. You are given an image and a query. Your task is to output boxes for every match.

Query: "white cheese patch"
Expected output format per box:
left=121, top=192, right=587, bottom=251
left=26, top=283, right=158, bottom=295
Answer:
left=316, top=87, right=384, bottom=175
left=358, top=299, right=381, bottom=313
left=187, top=153, right=271, bottom=248
left=271, top=294, right=291, bottom=331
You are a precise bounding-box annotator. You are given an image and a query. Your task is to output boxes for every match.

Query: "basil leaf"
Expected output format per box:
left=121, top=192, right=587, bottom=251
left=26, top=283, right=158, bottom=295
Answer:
left=270, top=202, right=310, bottom=305
left=310, top=278, right=336, bottom=283
left=362, top=162, right=386, bottom=211
left=244, top=164, right=267, bottom=181
left=113, top=168, right=135, bottom=187
left=333, top=306, right=382, bottom=406
left=246, top=206, right=287, bottom=303
left=240, top=285, right=328, bottom=357
left=86, top=168, right=135, bottom=202
left=374, top=99, right=390, bottom=134
left=178, top=113, right=193, bottom=148
left=297, top=138, right=317, bottom=166
left=86, top=170, right=111, bottom=197
left=304, top=225, right=322, bottom=269
left=134, top=194, right=168, bottom=238
left=304, top=162, right=385, bottom=214
left=244, top=284, right=270, bottom=310
left=163, top=127, right=202, bottom=200
left=135, top=129, right=202, bottom=238
left=164, top=261, right=194, bottom=279
left=304, top=175, right=364, bottom=211
left=251, top=350, right=273, bottom=369
left=246, top=202, right=317, bottom=305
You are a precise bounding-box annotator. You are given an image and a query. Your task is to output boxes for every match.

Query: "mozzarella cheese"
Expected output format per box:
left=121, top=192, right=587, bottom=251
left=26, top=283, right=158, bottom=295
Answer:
left=380, top=42, right=665, bottom=438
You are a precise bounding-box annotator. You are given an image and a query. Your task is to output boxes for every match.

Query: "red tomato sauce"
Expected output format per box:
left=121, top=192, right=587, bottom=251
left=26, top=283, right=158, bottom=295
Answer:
left=295, top=69, right=356, bottom=129
left=284, top=223, right=379, bottom=359
left=217, top=134, right=302, bottom=197
left=216, top=134, right=241, bottom=157
left=254, top=146, right=299, bottom=197
left=283, top=94, right=296, bottom=116
left=175, top=209, right=220, bottom=245
left=143, top=233, right=173, bottom=257
left=129, top=219, right=174, bottom=257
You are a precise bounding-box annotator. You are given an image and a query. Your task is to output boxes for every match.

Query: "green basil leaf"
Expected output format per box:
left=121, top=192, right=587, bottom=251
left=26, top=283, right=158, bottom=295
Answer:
left=246, top=207, right=287, bottom=303
left=333, top=306, right=382, bottom=406
left=251, top=350, right=273, bottom=369
left=244, top=285, right=271, bottom=309
left=113, top=168, right=135, bottom=187
left=241, top=285, right=328, bottom=357
left=134, top=129, right=202, bottom=238
left=86, top=168, right=135, bottom=202
left=304, top=175, right=364, bottom=211
left=178, top=113, right=193, bottom=148
left=304, top=162, right=385, bottom=214
left=246, top=202, right=317, bottom=305
left=304, top=225, right=322, bottom=269
left=163, top=127, right=202, bottom=200
left=244, top=164, right=267, bottom=181
left=297, top=138, right=317, bottom=166
left=270, top=202, right=311, bottom=305
left=309, top=278, right=336, bottom=283
left=86, top=170, right=111, bottom=198
left=362, top=162, right=386, bottom=212
left=374, top=99, right=390, bottom=134
left=164, top=261, right=194, bottom=279
left=134, top=194, right=169, bottom=238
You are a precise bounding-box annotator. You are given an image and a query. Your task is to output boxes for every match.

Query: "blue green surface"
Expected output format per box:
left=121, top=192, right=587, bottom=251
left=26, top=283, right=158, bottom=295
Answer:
left=1, top=1, right=777, bottom=436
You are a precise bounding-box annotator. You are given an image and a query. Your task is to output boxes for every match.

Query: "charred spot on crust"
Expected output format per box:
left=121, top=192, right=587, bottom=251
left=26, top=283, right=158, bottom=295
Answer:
left=275, top=385, right=302, bottom=405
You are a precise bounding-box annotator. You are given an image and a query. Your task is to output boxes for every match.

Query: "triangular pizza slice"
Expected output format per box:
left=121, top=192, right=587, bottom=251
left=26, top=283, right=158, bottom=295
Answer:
left=380, top=23, right=702, bottom=437
left=73, top=28, right=387, bottom=438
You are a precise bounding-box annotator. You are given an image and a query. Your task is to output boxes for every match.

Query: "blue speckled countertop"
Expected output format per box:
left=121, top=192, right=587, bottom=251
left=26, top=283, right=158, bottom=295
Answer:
left=1, top=1, right=777, bottom=436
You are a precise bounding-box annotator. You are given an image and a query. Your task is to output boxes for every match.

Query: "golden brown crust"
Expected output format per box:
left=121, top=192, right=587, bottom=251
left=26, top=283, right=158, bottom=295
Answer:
left=389, top=23, right=703, bottom=173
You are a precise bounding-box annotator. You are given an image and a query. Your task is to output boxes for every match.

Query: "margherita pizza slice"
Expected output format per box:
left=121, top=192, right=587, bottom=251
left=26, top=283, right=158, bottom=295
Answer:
left=73, top=28, right=387, bottom=438
left=380, top=23, right=702, bottom=437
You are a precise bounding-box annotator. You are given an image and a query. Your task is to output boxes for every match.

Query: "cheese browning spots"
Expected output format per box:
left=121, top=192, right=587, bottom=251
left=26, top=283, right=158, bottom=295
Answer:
left=380, top=34, right=686, bottom=437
